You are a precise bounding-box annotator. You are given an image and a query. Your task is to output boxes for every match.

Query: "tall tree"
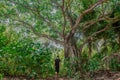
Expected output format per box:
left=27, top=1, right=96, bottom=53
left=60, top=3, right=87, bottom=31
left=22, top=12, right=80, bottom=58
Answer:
left=1, top=0, right=120, bottom=77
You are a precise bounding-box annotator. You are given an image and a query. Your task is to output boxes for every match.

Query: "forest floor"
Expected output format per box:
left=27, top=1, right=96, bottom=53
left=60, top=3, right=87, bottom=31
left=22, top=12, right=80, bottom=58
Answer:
left=91, top=70, right=120, bottom=80
left=3, top=70, right=120, bottom=80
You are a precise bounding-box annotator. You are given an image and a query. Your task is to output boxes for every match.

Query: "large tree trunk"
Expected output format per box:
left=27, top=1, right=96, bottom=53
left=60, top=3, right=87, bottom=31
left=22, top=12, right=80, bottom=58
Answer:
left=64, top=38, right=85, bottom=79
left=64, top=45, right=70, bottom=58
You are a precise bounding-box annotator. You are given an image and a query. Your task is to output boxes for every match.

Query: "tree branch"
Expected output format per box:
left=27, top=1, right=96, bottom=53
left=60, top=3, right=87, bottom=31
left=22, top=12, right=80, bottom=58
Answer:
left=66, top=0, right=108, bottom=39
left=14, top=19, right=64, bottom=45
left=8, top=0, right=62, bottom=37
left=79, top=25, right=109, bottom=52
left=82, top=18, right=106, bottom=31
left=61, top=0, right=66, bottom=39
left=79, top=16, right=120, bottom=52
left=82, top=12, right=119, bottom=31
left=65, top=0, right=74, bottom=28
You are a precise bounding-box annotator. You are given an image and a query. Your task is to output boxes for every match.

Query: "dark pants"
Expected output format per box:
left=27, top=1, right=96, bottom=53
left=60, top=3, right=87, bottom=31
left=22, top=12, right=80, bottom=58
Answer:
left=55, top=66, right=59, bottom=73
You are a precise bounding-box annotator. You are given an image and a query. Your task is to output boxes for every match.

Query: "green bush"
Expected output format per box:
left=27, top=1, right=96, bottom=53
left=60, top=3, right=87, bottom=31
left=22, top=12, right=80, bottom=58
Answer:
left=109, top=57, right=120, bottom=71
left=0, top=73, right=3, bottom=80
left=0, top=41, right=54, bottom=78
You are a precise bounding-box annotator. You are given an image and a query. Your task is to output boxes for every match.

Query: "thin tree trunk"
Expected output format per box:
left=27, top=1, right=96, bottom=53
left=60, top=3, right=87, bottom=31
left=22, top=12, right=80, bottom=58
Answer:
left=88, top=38, right=92, bottom=57
left=118, top=32, right=120, bottom=45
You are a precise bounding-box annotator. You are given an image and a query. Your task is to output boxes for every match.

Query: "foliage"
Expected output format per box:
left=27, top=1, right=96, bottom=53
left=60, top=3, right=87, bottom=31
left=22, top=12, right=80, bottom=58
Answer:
left=83, top=52, right=120, bottom=72
left=0, top=26, right=54, bottom=79
left=0, top=42, right=54, bottom=78
left=0, top=73, right=3, bottom=80
left=0, top=0, right=120, bottom=79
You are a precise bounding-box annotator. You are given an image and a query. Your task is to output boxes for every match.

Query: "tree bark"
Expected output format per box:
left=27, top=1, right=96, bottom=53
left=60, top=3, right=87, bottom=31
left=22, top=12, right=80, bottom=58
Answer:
left=64, top=37, right=85, bottom=79
left=118, top=32, right=120, bottom=51
left=88, top=38, right=92, bottom=57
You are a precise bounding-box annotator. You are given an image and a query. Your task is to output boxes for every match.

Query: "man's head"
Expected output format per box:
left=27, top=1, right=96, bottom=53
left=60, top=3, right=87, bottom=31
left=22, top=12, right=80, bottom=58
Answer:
left=57, top=55, right=59, bottom=58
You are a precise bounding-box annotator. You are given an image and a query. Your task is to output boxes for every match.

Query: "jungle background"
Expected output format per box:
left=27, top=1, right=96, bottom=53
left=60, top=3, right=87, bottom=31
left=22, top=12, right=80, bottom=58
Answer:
left=0, top=0, right=120, bottom=80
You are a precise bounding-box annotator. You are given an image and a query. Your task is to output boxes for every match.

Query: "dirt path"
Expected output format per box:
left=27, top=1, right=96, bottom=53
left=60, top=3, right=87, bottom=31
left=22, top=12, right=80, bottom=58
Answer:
left=92, top=70, right=120, bottom=80
left=2, top=71, right=120, bottom=80
left=3, top=77, right=72, bottom=80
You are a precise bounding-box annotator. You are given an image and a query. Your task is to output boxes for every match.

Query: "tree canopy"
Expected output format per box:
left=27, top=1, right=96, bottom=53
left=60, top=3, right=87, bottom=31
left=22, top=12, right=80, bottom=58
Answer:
left=0, top=0, right=120, bottom=79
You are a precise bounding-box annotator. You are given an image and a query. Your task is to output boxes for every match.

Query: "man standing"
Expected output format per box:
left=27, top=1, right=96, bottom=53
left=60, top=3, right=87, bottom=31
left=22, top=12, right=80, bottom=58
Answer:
left=55, top=56, right=61, bottom=77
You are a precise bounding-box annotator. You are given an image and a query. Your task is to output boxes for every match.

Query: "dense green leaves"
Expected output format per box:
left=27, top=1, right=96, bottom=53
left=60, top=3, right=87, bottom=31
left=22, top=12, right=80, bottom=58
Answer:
left=0, top=0, right=120, bottom=79
left=0, top=26, right=54, bottom=78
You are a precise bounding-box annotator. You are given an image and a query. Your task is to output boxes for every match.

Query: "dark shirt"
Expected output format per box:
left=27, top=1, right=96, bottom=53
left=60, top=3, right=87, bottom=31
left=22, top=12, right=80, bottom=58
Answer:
left=55, top=58, right=60, bottom=67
